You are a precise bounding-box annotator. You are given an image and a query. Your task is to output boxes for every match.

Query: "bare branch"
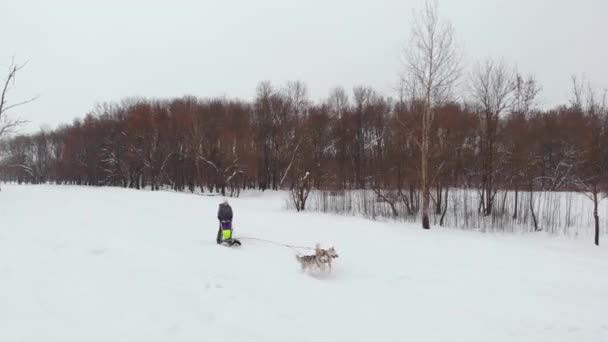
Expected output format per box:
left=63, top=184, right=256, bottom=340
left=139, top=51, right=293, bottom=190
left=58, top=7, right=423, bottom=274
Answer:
left=279, top=140, right=302, bottom=187
left=0, top=59, right=35, bottom=140
left=197, top=155, right=219, bottom=173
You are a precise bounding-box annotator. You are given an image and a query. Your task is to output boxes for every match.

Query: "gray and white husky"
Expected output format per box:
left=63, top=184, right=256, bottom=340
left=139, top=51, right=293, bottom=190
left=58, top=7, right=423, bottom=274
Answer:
left=296, top=244, right=339, bottom=273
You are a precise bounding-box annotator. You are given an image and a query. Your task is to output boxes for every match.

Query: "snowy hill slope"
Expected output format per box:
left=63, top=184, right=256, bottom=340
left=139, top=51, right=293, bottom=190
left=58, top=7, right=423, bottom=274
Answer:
left=0, top=185, right=607, bottom=342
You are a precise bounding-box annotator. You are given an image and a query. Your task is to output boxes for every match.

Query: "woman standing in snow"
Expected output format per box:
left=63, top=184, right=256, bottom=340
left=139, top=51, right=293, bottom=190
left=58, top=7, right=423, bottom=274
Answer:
left=216, top=200, right=233, bottom=244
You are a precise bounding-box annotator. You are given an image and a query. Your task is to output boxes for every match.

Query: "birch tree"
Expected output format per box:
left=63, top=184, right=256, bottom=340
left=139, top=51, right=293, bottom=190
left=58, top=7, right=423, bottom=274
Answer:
left=401, top=0, right=461, bottom=229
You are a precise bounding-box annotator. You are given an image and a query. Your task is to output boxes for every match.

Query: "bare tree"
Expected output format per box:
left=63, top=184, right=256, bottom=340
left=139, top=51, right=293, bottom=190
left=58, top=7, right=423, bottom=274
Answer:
left=352, top=86, right=377, bottom=189
left=281, top=80, right=309, bottom=188
left=469, top=58, right=514, bottom=216
left=0, top=59, right=36, bottom=191
left=511, top=73, right=541, bottom=116
left=570, top=75, right=608, bottom=246
left=327, top=87, right=349, bottom=119
left=401, top=0, right=461, bottom=229
left=509, top=72, right=541, bottom=220
left=291, top=171, right=311, bottom=212
left=284, top=80, right=309, bottom=124
left=1, top=59, right=35, bottom=140
left=326, top=87, right=350, bottom=189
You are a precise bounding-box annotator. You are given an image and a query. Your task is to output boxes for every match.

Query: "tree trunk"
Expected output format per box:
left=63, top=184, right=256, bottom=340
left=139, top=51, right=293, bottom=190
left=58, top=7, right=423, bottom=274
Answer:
left=421, top=107, right=431, bottom=230
left=435, top=184, right=443, bottom=215
left=485, top=182, right=492, bottom=216
left=529, top=187, right=539, bottom=232
left=409, top=183, right=416, bottom=214
left=484, top=116, right=495, bottom=217
left=440, top=187, right=449, bottom=226
left=513, top=189, right=519, bottom=220
left=593, top=187, right=599, bottom=246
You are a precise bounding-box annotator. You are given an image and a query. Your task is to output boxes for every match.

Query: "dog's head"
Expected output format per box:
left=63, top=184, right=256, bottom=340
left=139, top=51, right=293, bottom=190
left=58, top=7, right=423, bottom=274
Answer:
left=327, top=247, right=338, bottom=258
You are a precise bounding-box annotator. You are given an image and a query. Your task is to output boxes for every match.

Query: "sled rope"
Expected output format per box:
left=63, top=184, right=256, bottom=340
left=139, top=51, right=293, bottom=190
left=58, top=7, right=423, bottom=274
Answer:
left=237, top=237, right=314, bottom=254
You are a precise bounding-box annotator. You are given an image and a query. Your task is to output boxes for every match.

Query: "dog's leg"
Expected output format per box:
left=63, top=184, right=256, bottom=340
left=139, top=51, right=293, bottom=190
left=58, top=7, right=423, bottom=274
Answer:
left=315, top=257, right=323, bottom=272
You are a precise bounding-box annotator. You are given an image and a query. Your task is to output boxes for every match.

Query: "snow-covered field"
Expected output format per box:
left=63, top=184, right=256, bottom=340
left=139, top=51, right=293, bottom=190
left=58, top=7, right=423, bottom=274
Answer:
left=1, top=185, right=607, bottom=342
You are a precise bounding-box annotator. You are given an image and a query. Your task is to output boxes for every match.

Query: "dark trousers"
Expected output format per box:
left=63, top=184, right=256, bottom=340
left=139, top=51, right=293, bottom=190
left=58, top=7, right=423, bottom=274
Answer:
left=216, top=224, right=222, bottom=244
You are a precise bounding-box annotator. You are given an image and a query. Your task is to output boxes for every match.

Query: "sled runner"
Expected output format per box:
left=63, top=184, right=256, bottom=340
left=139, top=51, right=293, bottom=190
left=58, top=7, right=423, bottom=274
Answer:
left=221, top=238, right=241, bottom=247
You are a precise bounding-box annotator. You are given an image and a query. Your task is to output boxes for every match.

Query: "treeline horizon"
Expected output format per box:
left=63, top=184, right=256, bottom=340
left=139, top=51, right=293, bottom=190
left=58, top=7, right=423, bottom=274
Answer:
left=1, top=73, right=606, bottom=193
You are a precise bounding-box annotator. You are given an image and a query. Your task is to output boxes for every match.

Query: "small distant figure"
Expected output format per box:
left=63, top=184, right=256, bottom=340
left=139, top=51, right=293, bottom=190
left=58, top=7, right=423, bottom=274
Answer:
left=216, top=199, right=236, bottom=245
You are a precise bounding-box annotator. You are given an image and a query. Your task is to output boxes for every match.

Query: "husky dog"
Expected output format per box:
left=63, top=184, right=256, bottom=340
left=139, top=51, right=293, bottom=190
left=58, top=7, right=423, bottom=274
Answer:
left=296, top=244, right=339, bottom=273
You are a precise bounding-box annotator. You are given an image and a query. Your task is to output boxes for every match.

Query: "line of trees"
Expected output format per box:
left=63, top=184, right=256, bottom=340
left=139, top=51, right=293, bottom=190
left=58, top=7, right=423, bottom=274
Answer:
left=2, top=76, right=606, bottom=208
left=1, top=1, right=606, bottom=244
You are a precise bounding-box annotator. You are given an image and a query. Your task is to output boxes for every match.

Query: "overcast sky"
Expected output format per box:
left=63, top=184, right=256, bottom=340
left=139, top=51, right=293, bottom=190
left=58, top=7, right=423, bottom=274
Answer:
left=1, top=0, right=607, bottom=133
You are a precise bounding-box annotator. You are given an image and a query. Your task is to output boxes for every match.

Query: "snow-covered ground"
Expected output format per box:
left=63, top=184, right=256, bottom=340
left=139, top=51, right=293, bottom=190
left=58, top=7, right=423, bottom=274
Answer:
left=0, top=185, right=607, bottom=342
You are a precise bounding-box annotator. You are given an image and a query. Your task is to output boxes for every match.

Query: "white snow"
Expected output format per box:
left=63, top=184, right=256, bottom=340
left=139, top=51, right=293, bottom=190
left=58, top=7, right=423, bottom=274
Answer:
left=0, top=185, right=607, bottom=342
